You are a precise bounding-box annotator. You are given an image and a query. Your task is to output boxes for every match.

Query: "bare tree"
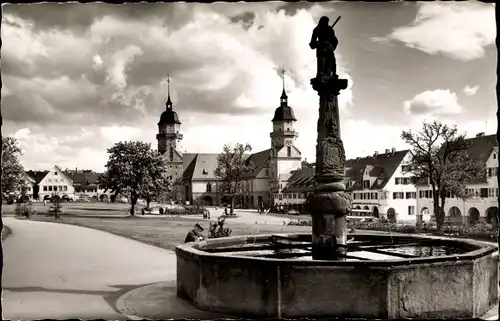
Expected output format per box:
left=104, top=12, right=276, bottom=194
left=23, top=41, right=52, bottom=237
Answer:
left=402, top=121, right=485, bottom=230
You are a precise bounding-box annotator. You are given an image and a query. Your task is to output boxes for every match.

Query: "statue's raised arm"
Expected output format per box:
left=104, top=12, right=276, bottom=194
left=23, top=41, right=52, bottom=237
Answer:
left=310, top=16, right=339, bottom=79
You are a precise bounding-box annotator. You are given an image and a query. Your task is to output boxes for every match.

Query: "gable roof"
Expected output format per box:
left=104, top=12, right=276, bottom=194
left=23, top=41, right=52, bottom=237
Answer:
left=191, top=153, right=220, bottom=181
left=345, top=150, right=410, bottom=190
left=182, top=153, right=198, bottom=181
left=65, top=170, right=101, bottom=188
left=282, top=166, right=315, bottom=193
left=243, top=149, right=271, bottom=179
left=415, top=133, right=497, bottom=186
left=25, top=170, right=49, bottom=184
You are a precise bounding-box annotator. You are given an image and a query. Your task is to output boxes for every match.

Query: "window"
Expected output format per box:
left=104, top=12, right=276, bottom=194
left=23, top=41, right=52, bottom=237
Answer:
left=265, top=169, right=269, bottom=176
left=401, top=165, right=410, bottom=173
left=395, top=178, right=401, bottom=185
left=494, top=153, right=497, bottom=160
left=403, top=178, right=410, bottom=185
left=202, top=169, right=208, bottom=175
left=405, top=192, right=416, bottom=199
left=206, top=183, right=212, bottom=192
left=43, top=186, right=47, bottom=191
left=480, top=188, right=488, bottom=198
left=408, top=206, right=415, bottom=215
left=488, top=188, right=496, bottom=198
left=393, top=192, right=404, bottom=199
left=287, top=146, right=292, bottom=157
left=278, top=194, right=283, bottom=200
left=55, top=172, right=57, bottom=175
left=293, top=193, right=297, bottom=199
left=169, top=148, right=174, bottom=162
left=363, top=180, right=370, bottom=189
left=488, top=168, right=498, bottom=177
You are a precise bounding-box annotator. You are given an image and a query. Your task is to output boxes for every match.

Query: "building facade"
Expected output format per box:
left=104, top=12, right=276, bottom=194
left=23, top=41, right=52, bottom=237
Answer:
left=281, top=149, right=418, bottom=223
left=415, top=133, right=498, bottom=226
left=26, top=166, right=76, bottom=201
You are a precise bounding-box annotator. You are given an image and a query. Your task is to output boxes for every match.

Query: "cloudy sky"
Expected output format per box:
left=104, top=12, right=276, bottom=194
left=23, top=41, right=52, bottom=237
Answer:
left=2, top=1, right=497, bottom=172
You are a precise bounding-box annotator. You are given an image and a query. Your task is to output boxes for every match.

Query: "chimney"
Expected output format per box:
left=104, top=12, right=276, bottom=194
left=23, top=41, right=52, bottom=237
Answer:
left=391, top=147, right=396, bottom=153
left=385, top=149, right=390, bottom=154
left=374, top=151, right=379, bottom=157
left=476, top=132, right=485, bottom=137
left=75, top=167, right=78, bottom=174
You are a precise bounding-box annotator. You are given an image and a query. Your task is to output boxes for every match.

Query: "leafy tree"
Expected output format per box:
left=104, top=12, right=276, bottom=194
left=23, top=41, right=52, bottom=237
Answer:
left=99, top=141, right=170, bottom=215
left=51, top=195, right=62, bottom=220
left=1, top=137, right=27, bottom=200
left=214, top=143, right=255, bottom=215
left=402, top=121, right=485, bottom=230
left=137, top=166, right=171, bottom=210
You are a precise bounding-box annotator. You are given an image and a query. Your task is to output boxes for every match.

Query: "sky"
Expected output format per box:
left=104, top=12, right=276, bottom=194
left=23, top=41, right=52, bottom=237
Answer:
left=1, top=1, right=497, bottom=172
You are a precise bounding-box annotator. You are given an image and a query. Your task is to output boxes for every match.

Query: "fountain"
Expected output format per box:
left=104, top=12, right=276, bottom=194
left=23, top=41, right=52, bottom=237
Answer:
left=176, top=16, right=498, bottom=319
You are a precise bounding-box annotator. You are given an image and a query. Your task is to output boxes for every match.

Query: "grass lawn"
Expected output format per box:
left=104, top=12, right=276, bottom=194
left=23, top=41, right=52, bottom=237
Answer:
left=30, top=214, right=311, bottom=251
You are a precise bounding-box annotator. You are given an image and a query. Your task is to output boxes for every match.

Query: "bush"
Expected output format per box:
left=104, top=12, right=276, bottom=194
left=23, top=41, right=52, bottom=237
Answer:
left=288, top=219, right=313, bottom=226
left=164, top=205, right=207, bottom=215
left=209, top=215, right=232, bottom=239
left=286, top=219, right=499, bottom=242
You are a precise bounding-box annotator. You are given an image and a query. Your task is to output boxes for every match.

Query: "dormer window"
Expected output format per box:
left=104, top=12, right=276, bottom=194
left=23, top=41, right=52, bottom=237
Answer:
left=202, top=169, right=208, bottom=175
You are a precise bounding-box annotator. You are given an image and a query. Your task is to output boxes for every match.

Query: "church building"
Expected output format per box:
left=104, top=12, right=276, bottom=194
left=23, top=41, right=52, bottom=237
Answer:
left=156, top=73, right=303, bottom=208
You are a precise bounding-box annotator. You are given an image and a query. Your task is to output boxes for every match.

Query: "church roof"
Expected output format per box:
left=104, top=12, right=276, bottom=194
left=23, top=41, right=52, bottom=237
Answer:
left=272, top=105, right=297, bottom=122
left=181, top=153, right=220, bottom=182
left=243, top=149, right=271, bottom=178
left=158, top=108, right=181, bottom=125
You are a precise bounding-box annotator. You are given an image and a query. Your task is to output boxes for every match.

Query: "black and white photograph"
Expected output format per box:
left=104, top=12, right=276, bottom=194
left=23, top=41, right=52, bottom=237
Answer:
left=1, top=1, right=499, bottom=320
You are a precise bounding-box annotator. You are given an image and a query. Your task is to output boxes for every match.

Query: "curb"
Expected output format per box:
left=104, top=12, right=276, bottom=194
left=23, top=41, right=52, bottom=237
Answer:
left=115, top=288, right=144, bottom=320
left=1, top=225, right=12, bottom=241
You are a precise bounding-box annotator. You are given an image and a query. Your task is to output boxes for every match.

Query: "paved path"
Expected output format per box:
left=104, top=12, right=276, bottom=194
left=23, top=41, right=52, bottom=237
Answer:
left=2, top=217, right=180, bottom=320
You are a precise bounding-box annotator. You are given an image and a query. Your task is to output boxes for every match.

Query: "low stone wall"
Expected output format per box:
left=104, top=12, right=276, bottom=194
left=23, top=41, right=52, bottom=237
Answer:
left=176, top=233, right=498, bottom=319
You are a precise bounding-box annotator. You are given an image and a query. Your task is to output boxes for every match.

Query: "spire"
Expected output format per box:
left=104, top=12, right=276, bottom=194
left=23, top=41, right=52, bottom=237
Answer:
left=166, top=74, right=173, bottom=111
left=280, top=68, right=288, bottom=106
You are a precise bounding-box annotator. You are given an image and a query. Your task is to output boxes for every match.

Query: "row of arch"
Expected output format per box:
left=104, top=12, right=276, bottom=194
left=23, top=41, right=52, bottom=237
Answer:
left=420, top=206, right=498, bottom=224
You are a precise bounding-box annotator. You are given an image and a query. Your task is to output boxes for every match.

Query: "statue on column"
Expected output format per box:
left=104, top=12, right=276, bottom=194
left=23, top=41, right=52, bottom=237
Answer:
left=309, top=16, right=339, bottom=80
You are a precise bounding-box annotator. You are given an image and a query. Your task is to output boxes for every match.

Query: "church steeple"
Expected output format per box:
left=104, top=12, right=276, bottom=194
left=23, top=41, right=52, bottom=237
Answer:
left=166, top=74, right=173, bottom=111
left=280, top=68, right=288, bottom=106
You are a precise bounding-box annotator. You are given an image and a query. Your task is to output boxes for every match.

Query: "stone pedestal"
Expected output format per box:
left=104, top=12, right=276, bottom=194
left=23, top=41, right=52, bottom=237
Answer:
left=306, top=75, right=350, bottom=260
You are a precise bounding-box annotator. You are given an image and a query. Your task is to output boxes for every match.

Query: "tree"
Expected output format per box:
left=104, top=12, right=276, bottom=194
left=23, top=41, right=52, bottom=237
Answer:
left=402, top=121, right=485, bottom=230
left=214, top=143, right=255, bottom=215
left=137, top=167, right=171, bottom=210
left=1, top=137, right=27, bottom=200
left=99, top=141, right=170, bottom=215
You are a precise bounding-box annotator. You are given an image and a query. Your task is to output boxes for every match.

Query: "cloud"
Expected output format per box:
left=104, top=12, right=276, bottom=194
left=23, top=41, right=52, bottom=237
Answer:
left=463, top=85, right=479, bottom=96
left=403, top=89, right=463, bottom=117
left=378, top=2, right=495, bottom=61
left=2, top=3, right=353, bottom=130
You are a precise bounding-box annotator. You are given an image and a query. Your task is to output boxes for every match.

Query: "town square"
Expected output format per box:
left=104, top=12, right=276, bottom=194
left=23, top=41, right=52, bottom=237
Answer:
left=1, top=1, right=499, bottom=320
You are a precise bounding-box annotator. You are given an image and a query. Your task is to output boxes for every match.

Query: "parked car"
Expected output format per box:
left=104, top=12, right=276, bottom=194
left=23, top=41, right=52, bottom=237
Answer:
left=287, top=210, right=299, bottom=215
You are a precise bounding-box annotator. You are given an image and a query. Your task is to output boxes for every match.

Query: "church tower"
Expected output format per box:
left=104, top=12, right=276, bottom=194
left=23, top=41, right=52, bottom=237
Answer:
left=157, top=75, right=183, bottom=158
left=156, top=75, right=184, bottom=201
left=268, top=70, right=302, bottom=203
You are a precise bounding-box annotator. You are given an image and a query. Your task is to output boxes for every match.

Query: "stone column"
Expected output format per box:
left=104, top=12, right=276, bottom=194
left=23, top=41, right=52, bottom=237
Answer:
left=307, top=76, right=351, bottom=260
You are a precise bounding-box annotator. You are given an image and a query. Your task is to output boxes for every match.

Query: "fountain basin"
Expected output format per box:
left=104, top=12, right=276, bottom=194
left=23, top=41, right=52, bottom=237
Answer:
left=176, top=232, right=498, bottom=319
